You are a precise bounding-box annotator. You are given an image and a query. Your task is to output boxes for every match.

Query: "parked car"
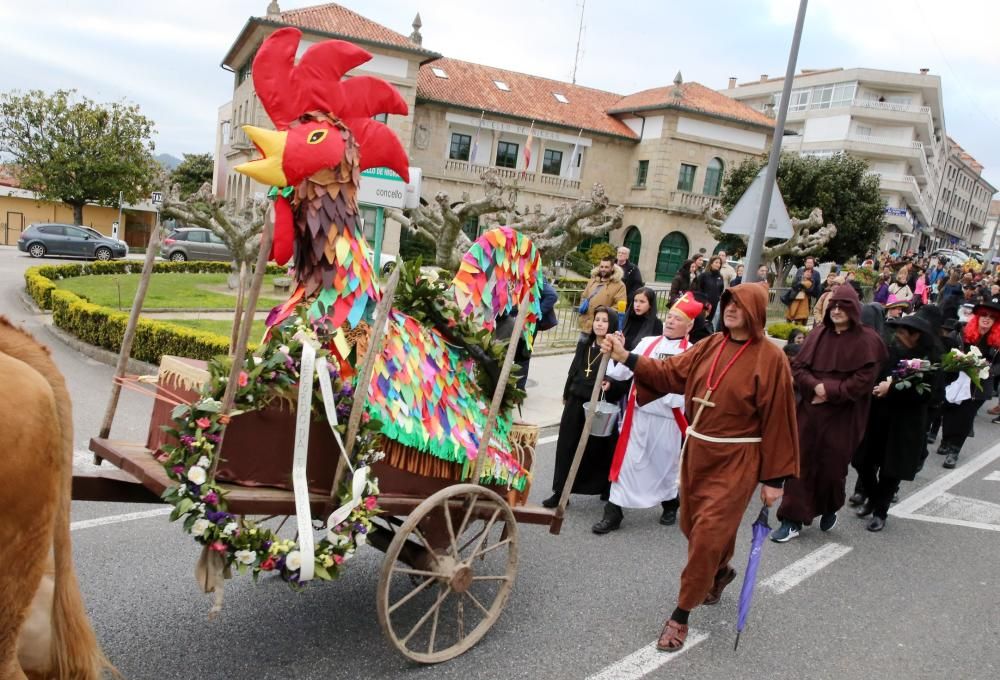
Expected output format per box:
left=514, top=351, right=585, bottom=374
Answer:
left=932, top=249, right=970, bottom=266
left=159, top=227, right=232, bottom=262
left=17, top=223, right=128, bottom=260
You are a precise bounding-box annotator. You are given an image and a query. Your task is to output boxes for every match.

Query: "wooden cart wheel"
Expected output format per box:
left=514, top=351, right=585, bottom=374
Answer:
left=376, top=483, right=518, bottom=663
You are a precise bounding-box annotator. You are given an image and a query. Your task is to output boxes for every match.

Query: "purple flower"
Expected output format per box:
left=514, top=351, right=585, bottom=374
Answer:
left=206, top=510, right=232, bottom=524
left=172, top=465, right=185, bottom=475
left=202, top=490, right=219, bottom=505
left=206, top=434, right=221, bottom=443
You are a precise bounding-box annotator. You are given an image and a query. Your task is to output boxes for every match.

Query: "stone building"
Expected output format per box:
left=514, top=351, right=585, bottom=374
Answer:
left=931, top=137, right=995, bottom=251
left=217, top=2, right=774, bottom=282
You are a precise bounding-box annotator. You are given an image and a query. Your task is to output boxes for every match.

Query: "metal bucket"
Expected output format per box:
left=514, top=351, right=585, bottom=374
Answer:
left=583, top=399, right=619, bottom=437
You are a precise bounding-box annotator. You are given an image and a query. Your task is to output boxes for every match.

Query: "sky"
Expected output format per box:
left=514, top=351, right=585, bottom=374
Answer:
left=1, top=0, right=999, bottom=189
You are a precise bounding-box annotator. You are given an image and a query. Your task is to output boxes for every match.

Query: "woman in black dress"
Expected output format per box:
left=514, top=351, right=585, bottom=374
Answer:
left=622, top=287, right=663, bottom=351
left=543, top=306, right=625, bottom=508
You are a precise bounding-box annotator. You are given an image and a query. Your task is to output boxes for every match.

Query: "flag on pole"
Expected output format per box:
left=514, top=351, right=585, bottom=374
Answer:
left=523, top=121, right=535, bottom=173
left=470, top=110, right=485, bottom=163
left=568, top=128, right=583, bottom=179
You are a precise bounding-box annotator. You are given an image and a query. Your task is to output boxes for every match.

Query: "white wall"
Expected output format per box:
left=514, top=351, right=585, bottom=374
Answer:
left=869, top=160, right=908, bottom=175
left=803, top=115, right=850, bottom=142
left=675, top=116, right=767, bottom=150
left=621, top=116, right=664, bottom=140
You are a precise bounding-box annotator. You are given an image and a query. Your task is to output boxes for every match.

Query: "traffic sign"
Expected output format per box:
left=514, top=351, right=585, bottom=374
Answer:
left=721, top=169, right=793, bottom=239
left=151, top=192, right=163, bottom=204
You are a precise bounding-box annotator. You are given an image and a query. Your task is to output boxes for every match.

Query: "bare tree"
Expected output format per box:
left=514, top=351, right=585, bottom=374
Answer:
left=387, top=169, right=624, bottom=271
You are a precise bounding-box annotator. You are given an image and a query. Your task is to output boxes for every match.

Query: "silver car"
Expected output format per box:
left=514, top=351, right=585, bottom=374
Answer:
left=159, top=227, right=232, bottom=262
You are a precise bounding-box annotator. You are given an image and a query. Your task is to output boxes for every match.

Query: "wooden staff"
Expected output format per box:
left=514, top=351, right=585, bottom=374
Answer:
left=328, top=262, right=403, bottom=504
left=208, top=217, right=274, bottom=478
left=550, top=353, right=610, bottom=534
left=98, top=218, right=162, bottom=444
left=473, top=299, right=531, bottom=484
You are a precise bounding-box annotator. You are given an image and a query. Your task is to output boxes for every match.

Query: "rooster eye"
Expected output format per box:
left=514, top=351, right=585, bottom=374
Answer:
left=307, top=130, right=328, bottom=144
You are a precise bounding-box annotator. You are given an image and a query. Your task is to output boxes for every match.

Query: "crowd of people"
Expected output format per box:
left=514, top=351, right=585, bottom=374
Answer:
left=541, top=246, right=1000, bottom=654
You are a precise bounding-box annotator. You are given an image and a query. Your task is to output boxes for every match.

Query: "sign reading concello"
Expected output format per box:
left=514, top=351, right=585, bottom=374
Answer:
left=359, top=167, right=421, bottom=209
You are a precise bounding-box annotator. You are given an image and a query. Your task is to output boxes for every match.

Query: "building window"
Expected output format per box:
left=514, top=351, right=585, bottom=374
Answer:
left=655, top=231, right=690, bottom=282
left=677, top=163, right=697, bottom=192
left=495, top=141, right=519, bottom=168
left=636, top=160, right=649, bottom=187
left=703, top=157, right=724, bottom=196
left=623, top=225, right=642, bottom=263
left=449, top=133, right=472, bottom=161
left=542, top=148, right=563, bottom=176
left=462, top=215, right=480, bottom=241
left=856, top=124, right=872, bottom=137
left=373, top=113, right=388, bottom=123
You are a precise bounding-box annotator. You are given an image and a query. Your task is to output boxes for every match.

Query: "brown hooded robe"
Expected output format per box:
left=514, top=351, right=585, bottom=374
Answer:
left=630, top=284, right=799, bottom=611
left=777, top=285, right=888, bottom=525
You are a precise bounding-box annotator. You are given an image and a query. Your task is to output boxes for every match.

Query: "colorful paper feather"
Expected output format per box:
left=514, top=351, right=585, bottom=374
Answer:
left=452, top=227, right=543, bottom=351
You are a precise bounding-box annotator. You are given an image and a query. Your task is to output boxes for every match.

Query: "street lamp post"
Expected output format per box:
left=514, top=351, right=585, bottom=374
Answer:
left=745, top=0, right=809, bottom=283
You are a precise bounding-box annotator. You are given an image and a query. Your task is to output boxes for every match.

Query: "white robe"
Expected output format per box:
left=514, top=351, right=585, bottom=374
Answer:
left=605, top=335, right=688, bottom=508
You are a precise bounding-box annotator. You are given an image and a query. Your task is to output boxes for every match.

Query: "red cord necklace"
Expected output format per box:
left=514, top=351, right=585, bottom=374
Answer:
left=705, top=336, right=755, bottom=391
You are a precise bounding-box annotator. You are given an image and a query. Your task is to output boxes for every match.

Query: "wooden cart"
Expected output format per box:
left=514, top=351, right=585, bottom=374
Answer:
left=72, top=225, right=604, bottom=663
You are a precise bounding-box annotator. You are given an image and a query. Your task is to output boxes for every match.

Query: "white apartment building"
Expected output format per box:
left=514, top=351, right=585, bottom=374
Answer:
left=983, top=200, right=1000, bottom=257
left=721, top=68, right=948, bottom=253
left=932, top=137, right=995, bottom=251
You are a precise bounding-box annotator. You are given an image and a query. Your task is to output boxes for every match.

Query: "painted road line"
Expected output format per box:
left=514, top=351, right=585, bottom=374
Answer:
left=888, top=511, right=1000, bottom=533
left=918, top=492, right=1000, bottom=525
left=539, top=434, right=558, bottom=445
left=761, top=543, right=853, bottom=595
left=71, top=507, right=172, bottom=532
left=585, top=631, right=710, bottom=680
left=984, top=471, right=1000, bottom=482
left=891, top=439, right=1000, bottom=516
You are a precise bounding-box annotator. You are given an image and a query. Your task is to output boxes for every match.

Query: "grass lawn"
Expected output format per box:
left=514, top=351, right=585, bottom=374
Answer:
left=56, top=273, right=288, bottom=311
left=159, top=318, right=268, bottom=340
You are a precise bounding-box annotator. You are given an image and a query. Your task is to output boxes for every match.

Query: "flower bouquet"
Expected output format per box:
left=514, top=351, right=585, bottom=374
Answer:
left=891, top=358, right=936, bottom=395
left=940, top=346, right=991, bottom=391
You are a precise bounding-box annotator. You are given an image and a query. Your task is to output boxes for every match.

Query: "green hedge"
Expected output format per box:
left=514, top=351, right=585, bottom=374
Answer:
left=26, top=261, right=274, bottom=364
left=50, top=289, right=245, bottom=364
left=767, top=322, right=808, bottom=340
left=24, top=261, right=286, bottom=310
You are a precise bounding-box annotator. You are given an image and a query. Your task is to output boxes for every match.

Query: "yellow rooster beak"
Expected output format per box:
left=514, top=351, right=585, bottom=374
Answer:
left=234, top=125, right=289, bottom=187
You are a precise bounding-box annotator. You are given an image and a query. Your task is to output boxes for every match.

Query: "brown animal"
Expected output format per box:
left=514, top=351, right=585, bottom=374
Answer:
left=0, top=317, right=113, bottom=679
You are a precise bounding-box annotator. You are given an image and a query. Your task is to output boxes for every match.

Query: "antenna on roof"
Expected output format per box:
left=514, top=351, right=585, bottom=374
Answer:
left=571, top=0, right=586, bottom=84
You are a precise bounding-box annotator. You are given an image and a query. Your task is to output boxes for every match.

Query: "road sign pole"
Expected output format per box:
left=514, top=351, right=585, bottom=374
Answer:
left=373, top=206, right=385, bottom=273
left=745, top=0, right=808, bottom=283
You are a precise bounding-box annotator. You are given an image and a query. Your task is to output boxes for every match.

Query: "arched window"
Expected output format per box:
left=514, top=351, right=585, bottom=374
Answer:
left=655, top=231, right=690, bottom=282
left=703, top=157, right=724, bottom=196
left=623, top=226, right=642, bottom=263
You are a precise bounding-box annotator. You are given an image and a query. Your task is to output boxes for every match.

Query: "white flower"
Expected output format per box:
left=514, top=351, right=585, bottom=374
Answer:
left=355, top=531, right=367, bottom=548
left=176, top=485, right=187, bottom=497
left=234, top=549, right=257, bottom=565
left=252, top=356, right=263, bottom=365
left=279, top=345, right=290, bottom=355
left=980, top=368, right=991, bottom=380
left=187, top=466, right=207, bottom=485
left=222, top=522, right=237, bottom=536
left=343, top=549, right=355, bottom=561
left=285, top=550, right=302, bottom=571
left=327, top=531, right=350, bottom=547
left=969, top=345, right=983, bottom=357
left=191, top=518, right=210, bottom=537
left=196, top=456, right=210, bottom=468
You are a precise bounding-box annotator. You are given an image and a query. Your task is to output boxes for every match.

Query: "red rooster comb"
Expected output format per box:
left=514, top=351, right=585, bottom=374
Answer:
left=252, top=27, right=410, bottom=181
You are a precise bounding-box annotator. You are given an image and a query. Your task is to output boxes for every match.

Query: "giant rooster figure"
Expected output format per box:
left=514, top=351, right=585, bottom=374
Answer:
left=235, top=28, right=537, bottom=489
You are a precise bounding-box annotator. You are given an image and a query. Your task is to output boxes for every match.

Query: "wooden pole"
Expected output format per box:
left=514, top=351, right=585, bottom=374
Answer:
left=329, top=262, right=403, bottom=502
left=97, top=214, right=162, bottom=443
left=230, top=261, right=248, bottom=354
left=208, top=217, right=274, bottom=478
left=550, top=353, right=609, bottom=534
left=472, top=300, right=531, bottom=484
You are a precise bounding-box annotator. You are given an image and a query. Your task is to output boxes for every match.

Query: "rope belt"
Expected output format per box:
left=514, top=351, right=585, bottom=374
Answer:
left=687, top=429, right=762, bottom=444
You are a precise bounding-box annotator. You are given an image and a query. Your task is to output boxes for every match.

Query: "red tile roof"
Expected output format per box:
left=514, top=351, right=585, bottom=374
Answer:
left=0, top=166, right=20, bottom=188
left=948, top=136, right=984, bottom=174
left=417, top=57, right=637, bottom=139
left=270, top=3, right=435, bottom=55
left=609, top=82, right=775, bottom=128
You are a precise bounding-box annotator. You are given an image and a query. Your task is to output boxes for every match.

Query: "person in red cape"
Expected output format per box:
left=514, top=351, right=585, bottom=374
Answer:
left=591, top=293, right=704, bottom=534
left=771, top=284, right=887, bottom=542
left=602, top=283, right=799, bottom=653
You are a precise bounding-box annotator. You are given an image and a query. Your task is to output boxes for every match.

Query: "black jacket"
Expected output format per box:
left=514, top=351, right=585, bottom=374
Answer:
left=694, top=270, right=724, bottom=310
left=619, top=259, right=644, bottom=302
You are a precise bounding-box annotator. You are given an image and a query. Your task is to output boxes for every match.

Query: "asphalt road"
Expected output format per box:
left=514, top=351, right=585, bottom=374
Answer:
left=3, top=246, right=999, bottom=680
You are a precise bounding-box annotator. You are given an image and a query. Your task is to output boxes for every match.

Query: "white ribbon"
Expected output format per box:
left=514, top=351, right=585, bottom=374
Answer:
left=291, top=333, right=318, bottom=582
left=327, top=466, right=369, bottom=529
left=686, top=429, right=763, bottom=444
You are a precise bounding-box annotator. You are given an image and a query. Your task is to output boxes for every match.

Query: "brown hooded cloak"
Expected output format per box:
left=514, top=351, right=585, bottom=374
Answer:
left=777, top=284, right=888, bottom=525
left=630, top=283, right=799, bottom=610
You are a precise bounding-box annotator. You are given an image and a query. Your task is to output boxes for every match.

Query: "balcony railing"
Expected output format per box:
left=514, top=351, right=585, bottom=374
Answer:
left=441, top=159, right=582, bottom=192
left=668, top=190, right=721, bottom=214
left=848, top=133, right=923, bottom=151
left=853, top=98, right=932, bottom=116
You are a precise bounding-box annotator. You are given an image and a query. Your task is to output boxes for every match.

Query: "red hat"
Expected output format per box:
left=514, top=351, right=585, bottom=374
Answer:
left=670, top=292, right=704, bottom=321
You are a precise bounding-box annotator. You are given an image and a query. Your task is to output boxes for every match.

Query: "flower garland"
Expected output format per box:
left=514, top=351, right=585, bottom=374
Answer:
left=159, top=313, right=384, bottom=588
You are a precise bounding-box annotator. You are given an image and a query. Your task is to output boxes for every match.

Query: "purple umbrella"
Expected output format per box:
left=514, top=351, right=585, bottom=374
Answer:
left=734, top=505, right=772, bottom=651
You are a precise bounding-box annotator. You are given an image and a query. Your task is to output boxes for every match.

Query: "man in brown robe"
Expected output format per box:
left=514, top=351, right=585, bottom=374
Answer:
left=602, top=283, right=799, bottom=652
left=772, top=284, right=887, bottom=541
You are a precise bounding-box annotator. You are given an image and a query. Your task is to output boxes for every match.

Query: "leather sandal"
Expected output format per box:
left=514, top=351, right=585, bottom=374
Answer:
left=703, top=565, right=737, bottom=605
left=656, top=619, right=688, bottom=652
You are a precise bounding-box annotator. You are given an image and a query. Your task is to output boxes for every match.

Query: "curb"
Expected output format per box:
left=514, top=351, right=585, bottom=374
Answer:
left=43, top=323, right=159, bottom=376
